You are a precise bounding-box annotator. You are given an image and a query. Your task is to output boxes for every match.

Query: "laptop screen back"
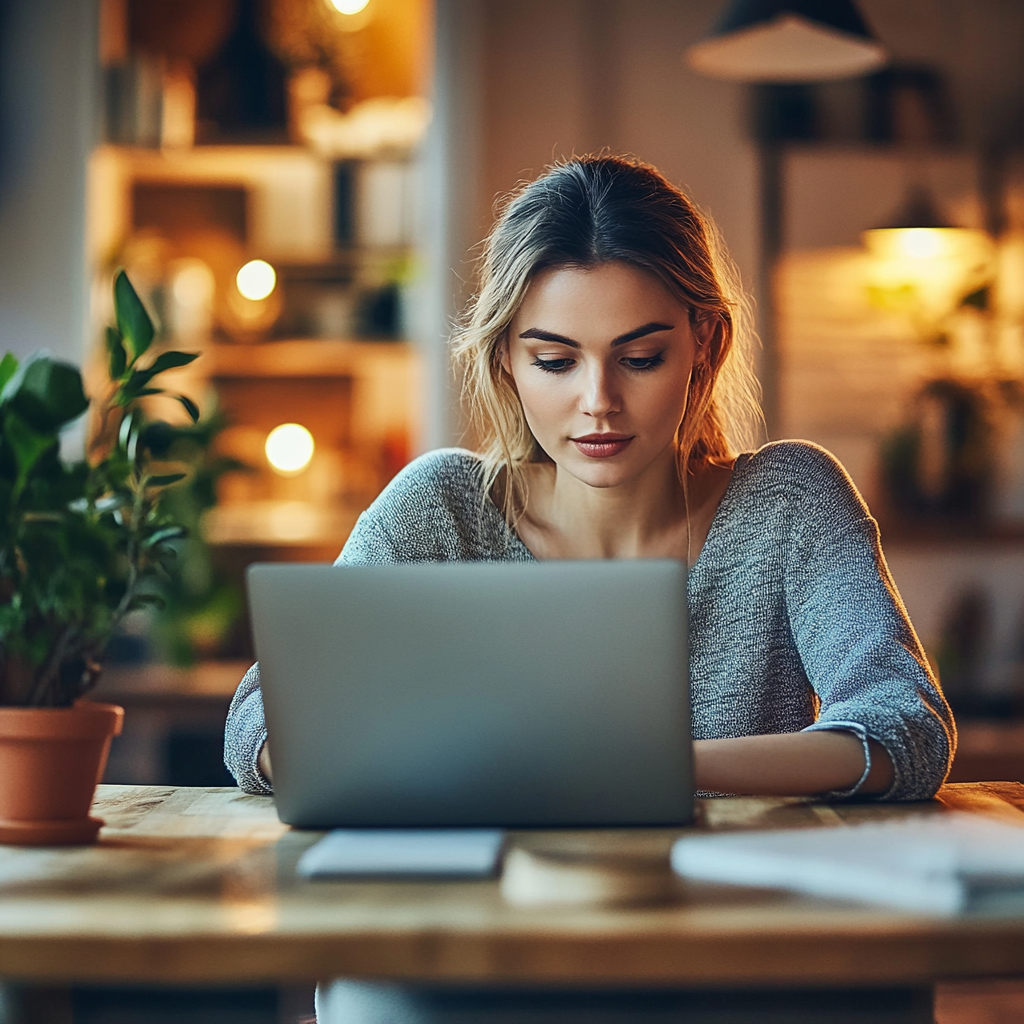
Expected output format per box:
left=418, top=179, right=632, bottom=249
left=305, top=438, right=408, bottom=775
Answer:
left=248, top=560, right=693, bottom=828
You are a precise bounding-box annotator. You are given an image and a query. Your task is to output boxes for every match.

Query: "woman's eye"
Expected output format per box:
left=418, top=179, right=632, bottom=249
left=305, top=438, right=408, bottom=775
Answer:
left=531, top=357, right=575, bottom=373
left=622, top=353, right=665, bottom=371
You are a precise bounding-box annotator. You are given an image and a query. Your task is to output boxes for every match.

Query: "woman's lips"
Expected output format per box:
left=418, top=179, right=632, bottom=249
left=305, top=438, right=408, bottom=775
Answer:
left=570, top=434, right=634, bottom=458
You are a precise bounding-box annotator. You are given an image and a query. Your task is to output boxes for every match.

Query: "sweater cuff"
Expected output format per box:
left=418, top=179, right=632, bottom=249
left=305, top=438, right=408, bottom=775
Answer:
left=802, top=721, right=874, bottom=799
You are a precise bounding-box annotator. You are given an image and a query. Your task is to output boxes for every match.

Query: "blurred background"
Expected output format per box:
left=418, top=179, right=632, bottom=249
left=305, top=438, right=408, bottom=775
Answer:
left=2, top=2, right=1023, bottom=1021
left=2, top=0, right=1024, bottom=795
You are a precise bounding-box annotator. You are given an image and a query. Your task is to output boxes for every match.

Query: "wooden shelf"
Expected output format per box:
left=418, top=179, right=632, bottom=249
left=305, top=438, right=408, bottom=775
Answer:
left=201, top=500, right=362, bottom=547
left=208, top=338, right=413, bottom=378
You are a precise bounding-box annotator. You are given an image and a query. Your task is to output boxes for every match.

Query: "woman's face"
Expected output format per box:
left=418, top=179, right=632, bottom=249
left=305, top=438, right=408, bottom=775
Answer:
left=505, top=261, right=705, bottom=490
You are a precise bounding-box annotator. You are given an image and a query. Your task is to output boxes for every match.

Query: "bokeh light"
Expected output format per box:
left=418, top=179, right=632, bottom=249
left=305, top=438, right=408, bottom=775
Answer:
left=265, top=423, right=315, bottom=475
left=236, top=259, right=277, bottom=301
left=329, top=0, right=370, bottom=13
left=895, top=228, right=944, bottom=260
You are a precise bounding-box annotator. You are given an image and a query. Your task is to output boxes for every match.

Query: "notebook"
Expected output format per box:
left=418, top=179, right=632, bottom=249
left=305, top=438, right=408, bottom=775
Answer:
left=297, top=829, right=506, bottom=879
left=671, top=812, right=1024, bottom=916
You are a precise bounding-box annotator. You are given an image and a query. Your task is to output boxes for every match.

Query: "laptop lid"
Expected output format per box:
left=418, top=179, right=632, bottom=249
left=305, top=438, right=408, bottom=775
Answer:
left=248, top=560, right=693, bottom=828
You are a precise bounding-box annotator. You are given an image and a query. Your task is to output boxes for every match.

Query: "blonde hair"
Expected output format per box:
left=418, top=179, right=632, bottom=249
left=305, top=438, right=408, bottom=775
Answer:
left=451, top=155, right=763, bottom=521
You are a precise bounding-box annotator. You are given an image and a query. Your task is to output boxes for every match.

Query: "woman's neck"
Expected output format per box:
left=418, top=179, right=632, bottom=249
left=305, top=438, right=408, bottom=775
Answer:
left=515, top=452, right=735, bottom=563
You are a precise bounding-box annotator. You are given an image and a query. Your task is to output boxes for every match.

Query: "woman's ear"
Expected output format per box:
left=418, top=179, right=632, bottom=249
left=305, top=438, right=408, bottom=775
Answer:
left=692, top=312, right=722, bottom=363
left=498, top=337, right=512, bottom=376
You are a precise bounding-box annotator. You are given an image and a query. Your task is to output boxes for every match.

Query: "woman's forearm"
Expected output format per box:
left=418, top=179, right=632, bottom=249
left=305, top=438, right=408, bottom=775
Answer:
left=258, top=732, right=891, bottom=798
left=693, top=731, right=894, bottom=797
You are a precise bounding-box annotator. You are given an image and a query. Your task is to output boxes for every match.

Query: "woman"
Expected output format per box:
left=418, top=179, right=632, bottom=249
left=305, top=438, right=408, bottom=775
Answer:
left=225, top=155, right=954, bottom=801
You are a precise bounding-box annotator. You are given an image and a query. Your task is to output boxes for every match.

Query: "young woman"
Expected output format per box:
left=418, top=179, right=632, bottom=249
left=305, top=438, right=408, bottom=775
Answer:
left=225, top=155, right=954, bottom=802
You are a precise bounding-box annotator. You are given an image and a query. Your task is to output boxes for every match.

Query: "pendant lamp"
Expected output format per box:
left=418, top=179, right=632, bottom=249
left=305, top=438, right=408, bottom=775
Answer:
left=863, top=185, right=991, bottom=265
left=863, top=185, right=994, bottom=324
left=686, top=0, right=886, bottom=82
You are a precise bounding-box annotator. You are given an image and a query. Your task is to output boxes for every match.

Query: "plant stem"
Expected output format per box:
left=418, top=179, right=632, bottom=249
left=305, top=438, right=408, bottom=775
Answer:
left=29, top=624, right=78, bottom=707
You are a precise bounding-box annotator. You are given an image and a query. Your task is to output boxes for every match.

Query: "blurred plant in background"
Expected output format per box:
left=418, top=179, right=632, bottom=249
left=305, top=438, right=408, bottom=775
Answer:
left=881, top=377, right=995, bottom=522
left=869, top=220, right=1024, bottom=529
left=143, top=412, right=248, bottom=666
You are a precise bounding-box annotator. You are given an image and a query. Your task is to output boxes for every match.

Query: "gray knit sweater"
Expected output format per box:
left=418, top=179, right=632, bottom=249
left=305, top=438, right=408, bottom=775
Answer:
left=224, top=441, right=955, bottom=801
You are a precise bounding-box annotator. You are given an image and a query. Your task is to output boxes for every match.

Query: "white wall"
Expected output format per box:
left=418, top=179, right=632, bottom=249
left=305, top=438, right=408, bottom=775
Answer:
left=477, top=0, right=758, bottom=304
left=0, top=0, right=96, bottom=367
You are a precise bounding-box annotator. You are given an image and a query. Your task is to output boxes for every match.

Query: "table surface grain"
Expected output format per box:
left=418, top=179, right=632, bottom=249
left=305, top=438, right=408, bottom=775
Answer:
left=1, top=782, right=1023, bottom=986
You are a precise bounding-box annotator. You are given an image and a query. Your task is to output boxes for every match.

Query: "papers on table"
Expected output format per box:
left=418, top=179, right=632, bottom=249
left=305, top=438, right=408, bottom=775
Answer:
left=297, top=829, right=506, bottom=879
left=671, top=812, right=1024, bottom=916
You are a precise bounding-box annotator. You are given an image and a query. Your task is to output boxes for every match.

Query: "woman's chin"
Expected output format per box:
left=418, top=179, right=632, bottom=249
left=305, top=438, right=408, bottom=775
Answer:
left=557, top=453, right=648, bottom=490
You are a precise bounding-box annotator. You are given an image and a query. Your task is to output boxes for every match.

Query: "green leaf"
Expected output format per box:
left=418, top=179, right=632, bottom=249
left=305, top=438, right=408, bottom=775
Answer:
left=7, top=413, right=56, bottom=484
left=0, top=352, right=18, bottom=394
left=118, top=409, right=135, bottom=450
left=146, top=473, right=187, bottom=488
left=118, top=409, right=140, bottom=464
left=120, top=367, right=156, bottom=399
left=138, top=421, right=179, bottom=457
left=145, top=350, right=200, bottom=376
left=135, top=387, right=164, bottom=397
left=93, top=495, right=125, bottom=513
left=176, top=394, right=200, bottom=422
left=106, top=327, right=127, bottom=379
left=3, top=354, right=89, bottom=432
left=114, top=270, right=155, bottom=361
left=143, top=525, right=187, bottom=546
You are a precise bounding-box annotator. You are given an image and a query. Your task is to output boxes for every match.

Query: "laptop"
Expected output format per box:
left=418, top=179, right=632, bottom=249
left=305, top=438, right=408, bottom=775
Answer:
left=247, top=560, right=693, bottom=829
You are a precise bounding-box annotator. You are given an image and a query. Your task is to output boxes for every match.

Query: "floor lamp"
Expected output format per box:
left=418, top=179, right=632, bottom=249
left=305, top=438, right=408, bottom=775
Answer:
left=686, top=0, right=887, bottom=439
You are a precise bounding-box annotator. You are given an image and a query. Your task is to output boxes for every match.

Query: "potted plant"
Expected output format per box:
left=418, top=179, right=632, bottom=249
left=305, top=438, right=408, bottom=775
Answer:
left=0, top=271, right=200, bottom=844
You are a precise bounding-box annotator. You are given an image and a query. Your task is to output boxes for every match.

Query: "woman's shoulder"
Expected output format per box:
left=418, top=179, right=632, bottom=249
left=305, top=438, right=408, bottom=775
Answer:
left=378, top=447, right=488, bottom=509
left=741, top=439, right=849, bottom=481
left=337, top=448, right=508, bottom=565
left=733, top=439, right=870, bottom=524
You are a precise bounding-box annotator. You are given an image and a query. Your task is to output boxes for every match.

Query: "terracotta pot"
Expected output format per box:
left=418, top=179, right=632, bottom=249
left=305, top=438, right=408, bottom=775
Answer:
left=0, top=701, right=124, bottom=845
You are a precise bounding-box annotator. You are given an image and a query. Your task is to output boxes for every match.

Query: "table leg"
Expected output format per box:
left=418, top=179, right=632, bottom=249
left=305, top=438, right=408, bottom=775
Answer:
left=317, top=981, right=935, bottom=1024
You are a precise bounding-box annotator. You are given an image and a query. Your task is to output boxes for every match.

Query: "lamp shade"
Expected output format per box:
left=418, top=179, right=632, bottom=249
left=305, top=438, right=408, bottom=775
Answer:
left=863, top=186, right=992, bottom=268
left=862, top=185, right=994, bottom=324
left=686, top=0, right=886, bottom=82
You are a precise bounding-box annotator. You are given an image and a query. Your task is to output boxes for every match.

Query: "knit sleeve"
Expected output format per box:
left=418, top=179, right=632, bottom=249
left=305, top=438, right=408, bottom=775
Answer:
left=223, top=662, right=272, bottom=795
left=782, top=449, right=956, bottom=800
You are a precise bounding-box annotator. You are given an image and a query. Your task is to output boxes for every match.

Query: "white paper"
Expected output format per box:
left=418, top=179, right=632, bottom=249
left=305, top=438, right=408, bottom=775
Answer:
left=297, top=829, right=505, bottom=879
left=671, top=813, right=1024, bottom=916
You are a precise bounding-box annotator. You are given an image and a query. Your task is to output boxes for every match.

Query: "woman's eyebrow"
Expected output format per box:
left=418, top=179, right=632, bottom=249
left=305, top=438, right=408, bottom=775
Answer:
left=518, top=322, right=675, bottom=348
left=611, top=321, right=675, bottom=346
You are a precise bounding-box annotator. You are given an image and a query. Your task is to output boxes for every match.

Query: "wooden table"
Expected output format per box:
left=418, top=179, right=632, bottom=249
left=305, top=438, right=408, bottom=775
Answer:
left=3, top=783, right=1024, bottom=1021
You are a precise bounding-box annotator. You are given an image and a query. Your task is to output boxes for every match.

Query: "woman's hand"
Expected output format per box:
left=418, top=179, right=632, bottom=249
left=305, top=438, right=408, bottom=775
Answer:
left=258, top=741, right=273, bottom=784
left=693, top=731, right=894, bottom=797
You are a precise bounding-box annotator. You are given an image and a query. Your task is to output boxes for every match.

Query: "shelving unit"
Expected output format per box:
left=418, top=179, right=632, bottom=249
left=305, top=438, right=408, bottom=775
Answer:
left=205, top=338, right=418, bottom=550
left=88, top=141, right=423, bottom=555
left=208, top=337, right=412, bottom=377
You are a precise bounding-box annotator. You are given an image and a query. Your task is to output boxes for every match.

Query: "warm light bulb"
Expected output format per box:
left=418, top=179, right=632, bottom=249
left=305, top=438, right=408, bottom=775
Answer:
left=236, top=260, right=277, bottom=301
left=265, top=424, right=315, bottom=475
left=329, top=0, right=370, bottom=13
left=897, top=229, right=945, bottom=260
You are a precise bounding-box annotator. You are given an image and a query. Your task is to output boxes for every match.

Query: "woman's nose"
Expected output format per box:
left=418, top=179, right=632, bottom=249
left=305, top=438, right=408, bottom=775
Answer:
left=579, top=365, right=620, bottom=418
